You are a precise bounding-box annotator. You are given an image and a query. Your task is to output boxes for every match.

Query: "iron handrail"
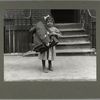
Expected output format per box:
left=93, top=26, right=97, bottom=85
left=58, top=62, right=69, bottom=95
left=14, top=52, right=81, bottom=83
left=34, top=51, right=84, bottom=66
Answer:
left=80, top=9, right=96, bottom=49
left=87, top=9, right=96, bottom=19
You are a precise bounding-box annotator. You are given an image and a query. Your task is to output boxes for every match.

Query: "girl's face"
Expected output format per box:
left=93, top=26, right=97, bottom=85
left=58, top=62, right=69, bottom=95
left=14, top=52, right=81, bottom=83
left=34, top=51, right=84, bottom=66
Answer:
left=46, top=18, right=54, bottom=27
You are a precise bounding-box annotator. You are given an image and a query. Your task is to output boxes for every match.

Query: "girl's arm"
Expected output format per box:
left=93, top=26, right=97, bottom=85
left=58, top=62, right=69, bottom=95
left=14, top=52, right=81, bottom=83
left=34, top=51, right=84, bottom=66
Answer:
left=52, top=28, right=62, bottom=37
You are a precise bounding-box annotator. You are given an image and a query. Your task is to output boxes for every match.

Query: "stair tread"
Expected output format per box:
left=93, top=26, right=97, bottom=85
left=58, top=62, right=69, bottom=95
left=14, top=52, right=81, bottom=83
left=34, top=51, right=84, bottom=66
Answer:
left=56, top=48, right=95, bottom=53
left=58, top=41, right=90, bottom=45
left=59, top=28, right=85, bottom=32
left=23, top=48, right=95, bottom=56
left=55, top=23, right=81, bottom=25
left=60, top=34, right=88, bottom=38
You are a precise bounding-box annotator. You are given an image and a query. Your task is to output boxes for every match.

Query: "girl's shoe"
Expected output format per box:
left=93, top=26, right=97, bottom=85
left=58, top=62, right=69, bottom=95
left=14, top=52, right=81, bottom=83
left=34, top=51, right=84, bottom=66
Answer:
left=48, top=67, right=53, bottom=71
left=43, top=68, right=48, bottom=73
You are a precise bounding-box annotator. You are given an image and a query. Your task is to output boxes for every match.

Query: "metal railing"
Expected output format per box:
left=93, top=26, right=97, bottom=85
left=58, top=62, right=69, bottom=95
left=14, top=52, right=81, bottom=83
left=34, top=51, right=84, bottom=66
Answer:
left=80, top=9, right=96, bottom=49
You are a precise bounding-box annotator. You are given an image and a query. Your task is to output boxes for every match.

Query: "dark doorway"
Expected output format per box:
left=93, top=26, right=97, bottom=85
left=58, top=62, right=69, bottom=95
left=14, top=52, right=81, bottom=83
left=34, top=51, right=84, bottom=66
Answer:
left=51, top=9, right=80, bottom=23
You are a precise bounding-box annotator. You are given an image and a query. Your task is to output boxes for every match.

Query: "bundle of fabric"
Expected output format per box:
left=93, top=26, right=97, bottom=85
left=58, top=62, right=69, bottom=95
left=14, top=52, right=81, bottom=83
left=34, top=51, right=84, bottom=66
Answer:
left=30, top=21, right=59, bottom=53
left=49, top=35, right=59, bottom=47
left=30, top=21, right=49, bottom=53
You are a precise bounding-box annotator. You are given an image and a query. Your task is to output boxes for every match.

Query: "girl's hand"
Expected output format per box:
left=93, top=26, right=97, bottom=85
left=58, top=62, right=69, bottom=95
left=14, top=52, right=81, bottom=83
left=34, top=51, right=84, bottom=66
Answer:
left=57, top=34, right=62, bottom=37
left=53, top=32, right=62, bottom=37
left=46, top=43, right=50, bottom=47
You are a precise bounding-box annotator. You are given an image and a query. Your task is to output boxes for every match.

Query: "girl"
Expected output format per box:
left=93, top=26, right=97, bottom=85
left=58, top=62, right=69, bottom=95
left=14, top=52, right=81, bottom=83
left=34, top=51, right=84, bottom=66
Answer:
left=38, top=15, right=62, bottom=73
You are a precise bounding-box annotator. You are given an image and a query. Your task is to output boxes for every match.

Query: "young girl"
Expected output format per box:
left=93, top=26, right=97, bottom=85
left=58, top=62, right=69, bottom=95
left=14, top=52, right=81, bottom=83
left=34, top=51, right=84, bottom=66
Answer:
left=38, top=15, right=62, bottom=73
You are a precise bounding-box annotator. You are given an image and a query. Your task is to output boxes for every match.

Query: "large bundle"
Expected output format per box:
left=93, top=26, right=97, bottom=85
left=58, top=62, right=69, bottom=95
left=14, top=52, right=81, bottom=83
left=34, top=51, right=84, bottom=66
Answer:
left=30, top=21, right=50, bottom=53
left=30, top=21, right=59, bottom=53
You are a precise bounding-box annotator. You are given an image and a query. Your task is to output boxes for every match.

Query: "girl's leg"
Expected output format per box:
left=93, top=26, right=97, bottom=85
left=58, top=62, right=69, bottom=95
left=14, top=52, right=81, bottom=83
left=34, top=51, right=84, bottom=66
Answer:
left=48, top=60, right=53, bottom=71
left=42, top=60, right=48, bottom=73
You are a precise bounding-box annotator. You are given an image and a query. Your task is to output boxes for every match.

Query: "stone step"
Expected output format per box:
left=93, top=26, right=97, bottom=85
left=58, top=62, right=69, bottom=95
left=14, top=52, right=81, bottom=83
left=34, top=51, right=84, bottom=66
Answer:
left=56, top=48, right=95, bottom=53
left=57, top=41, right=90, bottom=46
left=61, top=30, right=85, bottom=36
left=56, top=41, right=91, bottom=49
left=56, top=45, right=91, bottom=50
left=59, top=37, right=89, bottom=43
left=56, top=48, right=95, bottom=56
left=55, top=23, right=82, bottom=29
left=59, top=28, right=85, bottom=32
left=60, top=34, right=88, bottom=38
left=22, top=48, right=95, bottom=57
left=59, top=34, right=89, bottom=42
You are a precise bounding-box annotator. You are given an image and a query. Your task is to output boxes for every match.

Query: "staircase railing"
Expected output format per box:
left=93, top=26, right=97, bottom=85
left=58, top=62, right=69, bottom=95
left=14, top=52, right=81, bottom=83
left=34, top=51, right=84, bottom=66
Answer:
left=80, top=9, right=96, bottom=49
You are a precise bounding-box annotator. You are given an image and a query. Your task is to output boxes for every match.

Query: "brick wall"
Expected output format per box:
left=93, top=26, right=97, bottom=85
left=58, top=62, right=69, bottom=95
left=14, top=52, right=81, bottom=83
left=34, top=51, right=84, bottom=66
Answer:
left=4, top=9, right=51, bottom=26
left=31, top=9, right=51, bottom=24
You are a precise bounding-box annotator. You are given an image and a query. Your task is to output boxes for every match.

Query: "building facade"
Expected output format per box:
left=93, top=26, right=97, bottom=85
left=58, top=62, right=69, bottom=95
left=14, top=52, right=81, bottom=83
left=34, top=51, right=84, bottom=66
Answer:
left=4, top=9, right=96, bottom=54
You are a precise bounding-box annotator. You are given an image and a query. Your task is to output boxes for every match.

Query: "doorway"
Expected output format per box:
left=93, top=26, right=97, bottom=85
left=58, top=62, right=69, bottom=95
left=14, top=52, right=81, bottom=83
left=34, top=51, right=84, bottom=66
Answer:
left=51, top=9, right=80, bottom=23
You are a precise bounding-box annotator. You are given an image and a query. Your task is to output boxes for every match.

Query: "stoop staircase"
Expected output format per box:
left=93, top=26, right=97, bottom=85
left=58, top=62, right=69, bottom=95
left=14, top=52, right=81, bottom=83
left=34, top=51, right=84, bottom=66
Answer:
left=23, top=23, right=95, bottom=56
left=55, top=23, right=95, bottom=56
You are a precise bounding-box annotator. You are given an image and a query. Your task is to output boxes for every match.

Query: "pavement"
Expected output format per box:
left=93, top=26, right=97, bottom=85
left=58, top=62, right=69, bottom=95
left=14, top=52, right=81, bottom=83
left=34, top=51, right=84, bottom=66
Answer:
left=4, top=55, right=96, bottom=81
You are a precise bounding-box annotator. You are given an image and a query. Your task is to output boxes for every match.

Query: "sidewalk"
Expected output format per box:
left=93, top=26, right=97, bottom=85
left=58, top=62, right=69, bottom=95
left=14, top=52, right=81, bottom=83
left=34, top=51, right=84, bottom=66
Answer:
left=4, top=55, right=96, bottom=81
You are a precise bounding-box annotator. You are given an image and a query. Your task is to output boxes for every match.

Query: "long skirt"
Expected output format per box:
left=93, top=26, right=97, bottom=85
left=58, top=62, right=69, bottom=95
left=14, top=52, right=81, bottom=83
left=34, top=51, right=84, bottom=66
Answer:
left=38, top=46, right=56, bottom=61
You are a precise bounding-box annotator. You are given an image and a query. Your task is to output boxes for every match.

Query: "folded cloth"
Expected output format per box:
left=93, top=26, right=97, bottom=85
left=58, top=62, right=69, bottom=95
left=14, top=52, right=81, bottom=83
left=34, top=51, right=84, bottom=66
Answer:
left=49, top=35, right=59, bottom=47
left=33, top=43, right=49, bottom=53
left=30, top=21, right=51, bottom=53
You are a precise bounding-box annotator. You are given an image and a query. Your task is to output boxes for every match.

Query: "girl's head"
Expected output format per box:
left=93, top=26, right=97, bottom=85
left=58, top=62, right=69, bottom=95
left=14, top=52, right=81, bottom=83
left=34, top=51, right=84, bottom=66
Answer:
left=43, top=15, right=54, bottom=27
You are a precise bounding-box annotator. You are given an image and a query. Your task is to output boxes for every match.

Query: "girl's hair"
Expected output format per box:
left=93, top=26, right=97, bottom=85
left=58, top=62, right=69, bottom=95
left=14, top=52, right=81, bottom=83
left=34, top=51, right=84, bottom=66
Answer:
left=43, top=15, right=55, bottom=24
